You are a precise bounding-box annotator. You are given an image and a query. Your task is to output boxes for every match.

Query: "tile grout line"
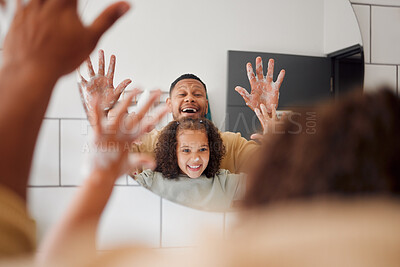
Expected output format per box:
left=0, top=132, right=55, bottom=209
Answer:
left=397, top=65, right=399, bottom=95
left=28, top=185, right=78, bottom=188
left=160, top=197, right=163, bottom=248
left=59, top=119, right=61, bottom=187
left=351, top=3, right=400, bottom=8
left=369, top=5, right=372, bottom=64
left=365, top=63, right=399, bottom=67
left=44, top=117, right=87, bottom=120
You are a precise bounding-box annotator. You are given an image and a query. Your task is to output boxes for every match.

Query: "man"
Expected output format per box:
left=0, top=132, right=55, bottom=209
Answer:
left=79, top=51, right=285, bottom=174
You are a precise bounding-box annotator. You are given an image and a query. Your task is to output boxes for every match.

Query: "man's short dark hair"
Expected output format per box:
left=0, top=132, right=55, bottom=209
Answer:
left=169, top=73, right=207, bottom=95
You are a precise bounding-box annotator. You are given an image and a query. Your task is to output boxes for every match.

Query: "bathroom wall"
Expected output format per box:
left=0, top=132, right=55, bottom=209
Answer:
left=351, top=0, right=400, bottom=95
left=0, top=0, right=397, bottom=251
left=26, top=0, right=327, bottom=251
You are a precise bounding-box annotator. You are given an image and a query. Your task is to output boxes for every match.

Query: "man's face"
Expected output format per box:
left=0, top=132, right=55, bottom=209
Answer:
left=166, top=79, right=208, bottom=120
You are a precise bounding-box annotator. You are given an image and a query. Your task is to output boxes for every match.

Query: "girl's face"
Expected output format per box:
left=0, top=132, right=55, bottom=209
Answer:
left=176, top=129, right=210, bottom=178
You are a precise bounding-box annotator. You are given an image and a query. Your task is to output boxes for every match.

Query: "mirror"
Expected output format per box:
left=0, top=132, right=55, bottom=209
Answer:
left=77, top=0, right=363, bottom=212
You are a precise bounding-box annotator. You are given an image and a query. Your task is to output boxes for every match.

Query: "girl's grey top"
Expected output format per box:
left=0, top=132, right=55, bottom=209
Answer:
left=134, top=169, right=246, bottom=212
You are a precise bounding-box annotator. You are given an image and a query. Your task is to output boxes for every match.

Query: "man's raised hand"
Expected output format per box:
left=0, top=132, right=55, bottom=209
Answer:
left=235, top=57, right=285, bottom=114
left=78, top=49, right=131, bottom=123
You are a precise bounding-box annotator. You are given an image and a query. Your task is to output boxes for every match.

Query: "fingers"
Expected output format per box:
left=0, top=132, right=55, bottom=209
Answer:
left=260, top=103, right=274, bottom=120
left=77, top=71, right=88, bottom=105
left=98, top=49, right=105, bottom=76
left=254, top=108, right=266, bottom=131
left=250, top=133, right=264, bottom=143
left=126, top=90, right=161, bottom=130
left=127, top=154, right=156, bottom=172
left=77, top=69, right=88, bottom=85
left=266, top=59, right=274, bottom=84
left=235, top=86, right=251, bottom=105
left=246, top=62, right=256, bottom=85
left=256, top=104, right=278, bottom=134
left=126, top=105, right=168, bottom=140
left=106, top=54, right=116, bottom=82
left=92, top=97, right=103, bottom=137
left=112, top=89, right=141, bottom=123
left=135, top=90, right=161, bottom=121
left=88, top=2, right=130, bottom=45
left=77, top=82, right=89, bottom=115
left=86, top=57, right=96, bottom=77
left=255, top=56, right=264, bottom=81
left=135, top=105, right=169, bottom=135
left=271, top=106, right=277, bottom=120
left=115, top=79, right=132, bottom=97
left=281, top=112, right=288, bottom=121
left=275, top=69, right=286, bottom=90
left=113, top=92, right=136, bottom=126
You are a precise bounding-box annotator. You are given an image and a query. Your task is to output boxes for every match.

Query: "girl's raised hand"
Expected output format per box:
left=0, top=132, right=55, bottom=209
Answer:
left=91, top=89, right=168, bottom=178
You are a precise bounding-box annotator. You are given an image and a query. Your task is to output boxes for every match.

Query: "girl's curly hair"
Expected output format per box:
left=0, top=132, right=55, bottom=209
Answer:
left=154, top=118, right=225, bottom=179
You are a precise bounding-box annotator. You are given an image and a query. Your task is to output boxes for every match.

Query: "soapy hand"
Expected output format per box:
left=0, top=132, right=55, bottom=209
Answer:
left=251, top=104, right=287, bottom=143
left=91, top=89, right=168, bottom=178
left=78, top=49, right=131, bottom=124
left=235, top=57, right=285, bottom=114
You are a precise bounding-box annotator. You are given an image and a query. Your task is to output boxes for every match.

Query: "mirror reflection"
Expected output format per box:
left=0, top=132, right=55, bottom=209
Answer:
left=76, top=0, right=364, bottom=212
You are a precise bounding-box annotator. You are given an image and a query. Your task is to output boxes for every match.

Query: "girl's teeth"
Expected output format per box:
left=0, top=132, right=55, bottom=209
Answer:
left=188, top=165, right=200, bottom=169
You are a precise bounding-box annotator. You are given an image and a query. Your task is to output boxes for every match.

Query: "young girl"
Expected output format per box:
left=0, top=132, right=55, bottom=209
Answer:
left=134, top=118, right=246, bottom=211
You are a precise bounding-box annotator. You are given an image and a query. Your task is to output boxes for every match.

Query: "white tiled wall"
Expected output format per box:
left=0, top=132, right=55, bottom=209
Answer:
left=351, top=1, right=400, bottom=94
left=364, top=64, right=397, bottom=92
left=12, top=0, right=400, bottom=252
left=352, top=4, right=371, bottom=63
left=161, top=200, right=225, bottom=247
left=371, top=6, right=400, bottom=64
left=29, top=120, right=59, bottom=186
left=97, top=187, right=161, bottom=249
left=60, top=120, right=91, bottom=186
left=28, top=188, right=78, bottom=245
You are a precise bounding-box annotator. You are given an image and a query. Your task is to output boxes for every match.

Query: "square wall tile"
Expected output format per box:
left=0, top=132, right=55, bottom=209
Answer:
left=45, top=73, right=87, bottom=119
left=115, top=175, right=128, bottom=186
left=364, top=64, right=397, bottom=92
left=28, top=187, right=78, bottom=246
left=371, top=6, right=400, bottom=64
left=350, top=0, right=400, bottom=6
left=162, top=199, right=224, bottom=248
left=97, top=187, right=161, bottom=249
left=352, top=4, right=371, bottom=63
left=29, top=119, right=59, bottom=186
left=61, top=119, right=92, bottom=185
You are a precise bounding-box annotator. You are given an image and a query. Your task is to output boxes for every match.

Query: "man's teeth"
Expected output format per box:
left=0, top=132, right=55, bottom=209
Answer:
left=182, top=108, right=197, bottom=113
